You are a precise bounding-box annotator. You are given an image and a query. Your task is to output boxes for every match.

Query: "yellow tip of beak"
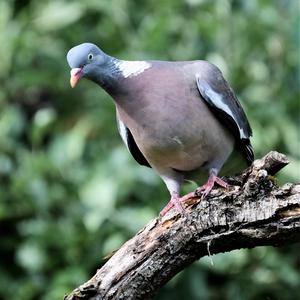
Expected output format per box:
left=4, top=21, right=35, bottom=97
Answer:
left=70, top=68, right=82, bottom=88
left=70, top=76, right=78, bottom=88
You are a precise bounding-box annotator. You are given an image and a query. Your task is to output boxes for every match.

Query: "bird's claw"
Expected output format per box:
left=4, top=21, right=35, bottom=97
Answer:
left=160, top=192, right=181, bottom=217
left=195, top=175, right=228, bottom=199
left=160, top=176, right=228, bottom=217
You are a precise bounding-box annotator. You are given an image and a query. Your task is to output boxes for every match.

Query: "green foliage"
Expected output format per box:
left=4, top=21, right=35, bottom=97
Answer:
left=0, top=0, right=299, bottom=299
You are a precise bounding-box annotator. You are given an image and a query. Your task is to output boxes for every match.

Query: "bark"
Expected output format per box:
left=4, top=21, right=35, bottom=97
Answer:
left=64, top=151, right=300, bottom=300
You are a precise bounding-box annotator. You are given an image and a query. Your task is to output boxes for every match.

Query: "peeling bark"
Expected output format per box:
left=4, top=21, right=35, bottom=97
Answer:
left=64, top=151, right=300, bottom=300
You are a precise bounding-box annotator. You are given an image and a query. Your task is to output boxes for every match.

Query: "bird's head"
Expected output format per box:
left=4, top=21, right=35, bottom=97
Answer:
left=67, top=43, right=111, bottom=88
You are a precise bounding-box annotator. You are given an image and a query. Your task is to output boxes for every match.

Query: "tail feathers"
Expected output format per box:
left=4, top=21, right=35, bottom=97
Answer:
left=241, top=139, right=254, bottom=166
left=220, top=139, right=254, bottom=177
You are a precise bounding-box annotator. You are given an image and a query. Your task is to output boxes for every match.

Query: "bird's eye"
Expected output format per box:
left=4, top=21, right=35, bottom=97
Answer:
left=88, top=53, right=93, bottom=60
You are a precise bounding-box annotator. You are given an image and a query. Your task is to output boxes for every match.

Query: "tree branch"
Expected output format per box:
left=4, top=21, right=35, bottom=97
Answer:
left=65, top=151, right=300, bottom=300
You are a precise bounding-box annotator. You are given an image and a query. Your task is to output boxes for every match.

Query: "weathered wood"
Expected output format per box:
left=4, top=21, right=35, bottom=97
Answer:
left=65, top=151, right=300, bottom=300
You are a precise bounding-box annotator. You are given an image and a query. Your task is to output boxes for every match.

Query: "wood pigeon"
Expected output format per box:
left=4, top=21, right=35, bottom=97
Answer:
left=67, top=43, right=254, bottom=216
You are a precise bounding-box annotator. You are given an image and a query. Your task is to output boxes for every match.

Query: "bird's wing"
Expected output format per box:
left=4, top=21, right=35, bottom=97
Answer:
left=116, top=113, right=151, bottom=168
left=196, top=71, right=254, bottom=165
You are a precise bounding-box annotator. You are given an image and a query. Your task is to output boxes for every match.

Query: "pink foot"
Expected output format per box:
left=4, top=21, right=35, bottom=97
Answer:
left=196, top=174, right=228, bottom=198
left=160, top=192, right=184, bottom=217
left=159, top=175, right=228, bottom=217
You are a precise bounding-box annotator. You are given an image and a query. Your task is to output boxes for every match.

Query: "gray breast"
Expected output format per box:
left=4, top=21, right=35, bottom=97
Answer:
left=115, top=63, right=234, bottom=172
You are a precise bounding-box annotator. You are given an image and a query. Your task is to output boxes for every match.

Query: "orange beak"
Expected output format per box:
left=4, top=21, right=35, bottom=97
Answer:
left=70, top=68, right=82, bottom=88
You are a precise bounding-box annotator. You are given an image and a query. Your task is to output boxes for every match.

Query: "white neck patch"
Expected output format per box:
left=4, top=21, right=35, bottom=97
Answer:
left=115, top=60, right=151, bottom=78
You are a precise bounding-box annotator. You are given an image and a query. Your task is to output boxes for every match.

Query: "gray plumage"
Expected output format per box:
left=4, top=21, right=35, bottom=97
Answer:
left=67, top=43, right=254, bottom=204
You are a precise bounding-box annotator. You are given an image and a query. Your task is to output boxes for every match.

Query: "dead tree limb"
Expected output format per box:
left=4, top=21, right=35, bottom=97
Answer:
left=65, top=151, right=300, bottom=300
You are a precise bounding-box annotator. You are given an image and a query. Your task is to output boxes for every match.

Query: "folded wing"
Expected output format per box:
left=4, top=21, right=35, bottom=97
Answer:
left=196, top=73, right=254, bottom=165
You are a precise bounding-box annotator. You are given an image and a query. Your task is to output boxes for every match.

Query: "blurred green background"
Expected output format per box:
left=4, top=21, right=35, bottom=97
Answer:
left=0, top=0, right=299, bottom=299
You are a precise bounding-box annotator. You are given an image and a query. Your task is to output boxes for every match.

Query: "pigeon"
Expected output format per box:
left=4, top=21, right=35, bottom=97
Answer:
left=67, top=43, right=254, bottom=216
